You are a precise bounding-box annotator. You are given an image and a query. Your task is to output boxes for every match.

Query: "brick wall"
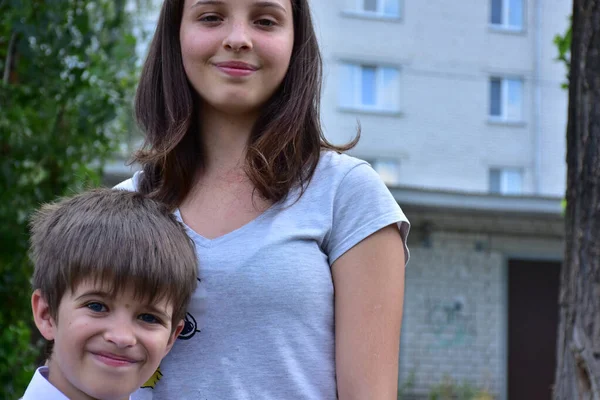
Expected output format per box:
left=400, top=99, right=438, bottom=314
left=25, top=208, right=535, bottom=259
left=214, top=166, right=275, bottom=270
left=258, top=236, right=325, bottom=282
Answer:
left=399, top=224, right=563, bottom=399
left=399, top=235, right=507, bottom=398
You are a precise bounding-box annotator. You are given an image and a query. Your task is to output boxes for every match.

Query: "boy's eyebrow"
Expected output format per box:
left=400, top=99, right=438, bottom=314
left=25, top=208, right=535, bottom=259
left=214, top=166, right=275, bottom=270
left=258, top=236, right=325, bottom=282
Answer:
left=74, top=290, right=112, bottom=301
left=75, top=290, right=173, bottom=319
left=144, top=304, right=172, bottom=321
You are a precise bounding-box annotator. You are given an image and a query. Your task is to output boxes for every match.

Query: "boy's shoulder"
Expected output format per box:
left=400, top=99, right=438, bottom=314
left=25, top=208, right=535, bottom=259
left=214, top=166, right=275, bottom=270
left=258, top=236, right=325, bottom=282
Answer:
left=21, top=367, right=133, bottom=400
left=21, top=367, right=68, bottom=400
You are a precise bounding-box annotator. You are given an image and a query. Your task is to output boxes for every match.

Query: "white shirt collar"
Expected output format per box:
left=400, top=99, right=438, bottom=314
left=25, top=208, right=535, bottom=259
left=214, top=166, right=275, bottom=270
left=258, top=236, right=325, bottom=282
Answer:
left=21, top=366, right=132, bottom=400
left=21, top=367, right=69, bottom=399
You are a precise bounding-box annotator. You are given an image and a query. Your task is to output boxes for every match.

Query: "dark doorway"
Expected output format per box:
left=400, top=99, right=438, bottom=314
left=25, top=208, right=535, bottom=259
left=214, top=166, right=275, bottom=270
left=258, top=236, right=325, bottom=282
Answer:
left=508, top=259, right=561, bottom=400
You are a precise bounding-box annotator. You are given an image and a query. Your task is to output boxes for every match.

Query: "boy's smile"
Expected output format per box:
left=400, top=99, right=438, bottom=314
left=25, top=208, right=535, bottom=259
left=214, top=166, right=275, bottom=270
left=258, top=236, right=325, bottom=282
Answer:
left=89, top=351, right=141, bottom=368
left=32, top=280, right=184, bottom=400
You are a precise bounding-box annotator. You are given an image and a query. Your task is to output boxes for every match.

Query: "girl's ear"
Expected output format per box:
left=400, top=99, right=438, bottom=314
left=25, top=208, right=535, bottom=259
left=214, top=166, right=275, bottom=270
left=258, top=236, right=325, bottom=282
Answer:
left=31, top=289, right=57, bottom=341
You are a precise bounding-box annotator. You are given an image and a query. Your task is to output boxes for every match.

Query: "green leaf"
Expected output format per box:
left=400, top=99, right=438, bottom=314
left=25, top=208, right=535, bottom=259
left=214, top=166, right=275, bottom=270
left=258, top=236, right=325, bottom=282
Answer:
left=554, top=16, right=572, bottom=89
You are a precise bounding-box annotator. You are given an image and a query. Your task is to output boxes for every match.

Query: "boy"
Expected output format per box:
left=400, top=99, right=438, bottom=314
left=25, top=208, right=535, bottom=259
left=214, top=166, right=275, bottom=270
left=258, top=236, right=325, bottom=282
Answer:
left=21, top=188, right=198, bottom=400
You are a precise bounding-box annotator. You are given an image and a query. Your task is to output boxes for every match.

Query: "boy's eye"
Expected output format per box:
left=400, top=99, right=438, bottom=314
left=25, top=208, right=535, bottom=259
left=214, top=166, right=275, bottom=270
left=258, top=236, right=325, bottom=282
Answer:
left=86, top=302, right=107, bottom=313
left=139, top=313, right=161, bottom=324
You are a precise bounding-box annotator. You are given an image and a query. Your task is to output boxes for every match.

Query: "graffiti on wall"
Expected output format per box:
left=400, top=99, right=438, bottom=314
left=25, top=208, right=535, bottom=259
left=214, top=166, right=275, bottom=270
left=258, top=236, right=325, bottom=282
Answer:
left=425, top=296, right=477, bottom=348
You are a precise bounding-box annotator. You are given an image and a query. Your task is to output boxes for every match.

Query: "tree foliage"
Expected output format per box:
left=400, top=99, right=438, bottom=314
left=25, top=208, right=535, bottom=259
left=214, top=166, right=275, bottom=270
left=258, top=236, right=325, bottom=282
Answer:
left=554, top=16, right=572, bottom=89
left=0, top=0, right=139, bottom=397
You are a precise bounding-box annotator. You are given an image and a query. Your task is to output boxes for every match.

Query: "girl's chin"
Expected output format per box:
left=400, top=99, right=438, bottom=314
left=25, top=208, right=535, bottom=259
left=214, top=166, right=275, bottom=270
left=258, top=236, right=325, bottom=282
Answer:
left=203, top=99, right=266, bottom=116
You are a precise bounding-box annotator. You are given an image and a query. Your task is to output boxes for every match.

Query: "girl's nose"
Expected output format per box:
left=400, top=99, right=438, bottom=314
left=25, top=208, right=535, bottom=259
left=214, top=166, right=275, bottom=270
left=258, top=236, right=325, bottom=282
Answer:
left=223, top=21, right=253, bottom=52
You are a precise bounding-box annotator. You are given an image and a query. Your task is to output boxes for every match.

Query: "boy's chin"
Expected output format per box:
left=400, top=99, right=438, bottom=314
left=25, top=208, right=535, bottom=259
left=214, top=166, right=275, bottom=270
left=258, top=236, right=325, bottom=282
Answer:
left=83, top=382, right=139, bottom=400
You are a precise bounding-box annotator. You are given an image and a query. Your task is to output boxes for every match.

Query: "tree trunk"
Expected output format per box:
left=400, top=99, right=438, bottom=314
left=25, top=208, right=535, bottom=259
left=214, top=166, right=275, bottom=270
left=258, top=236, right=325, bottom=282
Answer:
left=554, top=1, right=600, bottom=399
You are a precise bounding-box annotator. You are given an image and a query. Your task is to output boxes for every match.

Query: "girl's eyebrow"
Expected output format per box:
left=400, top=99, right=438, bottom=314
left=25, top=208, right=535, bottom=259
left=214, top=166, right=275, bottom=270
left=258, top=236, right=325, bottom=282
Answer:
left=191, top=0, right=287, bottom=14
left=253, top=1, right=288, bottom=13
left=191, top=0, right=223, bottom=9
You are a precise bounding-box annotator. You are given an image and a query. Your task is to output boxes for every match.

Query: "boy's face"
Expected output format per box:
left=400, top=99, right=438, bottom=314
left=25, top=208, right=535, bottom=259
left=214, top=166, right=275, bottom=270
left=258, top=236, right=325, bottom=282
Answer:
left=32, top=280, right=184, bottom=400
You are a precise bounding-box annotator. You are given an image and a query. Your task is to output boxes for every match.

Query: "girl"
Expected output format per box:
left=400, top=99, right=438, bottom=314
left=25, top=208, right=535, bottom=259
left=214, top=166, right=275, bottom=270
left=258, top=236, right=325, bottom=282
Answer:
left=117, top=0, right=410, bottom=398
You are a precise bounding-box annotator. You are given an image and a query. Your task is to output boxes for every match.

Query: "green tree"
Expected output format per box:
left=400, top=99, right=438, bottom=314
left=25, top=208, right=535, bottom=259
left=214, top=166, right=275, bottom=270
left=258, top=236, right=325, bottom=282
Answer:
left=0, top=1, right=139, bottom=397
left=553, top=2, right=600, bottom=399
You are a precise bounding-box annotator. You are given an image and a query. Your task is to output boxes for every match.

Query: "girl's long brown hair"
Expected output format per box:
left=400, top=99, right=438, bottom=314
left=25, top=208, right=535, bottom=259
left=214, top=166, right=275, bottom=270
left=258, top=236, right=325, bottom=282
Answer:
left=133, top=0, right=358, bottom=209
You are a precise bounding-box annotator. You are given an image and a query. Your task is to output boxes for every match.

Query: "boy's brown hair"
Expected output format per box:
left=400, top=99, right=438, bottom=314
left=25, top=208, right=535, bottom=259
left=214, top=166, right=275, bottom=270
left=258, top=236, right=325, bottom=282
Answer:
left=29, top=188, right=198, bottom=328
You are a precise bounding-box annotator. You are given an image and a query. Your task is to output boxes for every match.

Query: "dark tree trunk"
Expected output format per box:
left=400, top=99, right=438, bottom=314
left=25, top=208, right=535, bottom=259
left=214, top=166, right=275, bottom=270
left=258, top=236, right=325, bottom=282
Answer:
left=554, top=1, right=600, bottom=399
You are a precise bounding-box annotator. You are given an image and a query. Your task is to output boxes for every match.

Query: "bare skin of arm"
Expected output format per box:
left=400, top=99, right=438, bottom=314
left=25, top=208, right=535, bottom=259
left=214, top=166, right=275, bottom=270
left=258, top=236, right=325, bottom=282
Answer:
left=332, top=224, right=406, bottom=400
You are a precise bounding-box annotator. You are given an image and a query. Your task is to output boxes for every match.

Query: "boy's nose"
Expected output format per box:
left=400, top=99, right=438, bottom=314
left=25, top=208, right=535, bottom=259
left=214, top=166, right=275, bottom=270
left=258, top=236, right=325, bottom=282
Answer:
left=104, top=322, right=137, bottom=348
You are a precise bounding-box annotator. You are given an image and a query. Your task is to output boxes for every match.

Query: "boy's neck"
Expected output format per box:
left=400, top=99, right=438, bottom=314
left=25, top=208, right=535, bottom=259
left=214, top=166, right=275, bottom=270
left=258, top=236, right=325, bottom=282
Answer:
left=46, top=360, right=130, bottom=400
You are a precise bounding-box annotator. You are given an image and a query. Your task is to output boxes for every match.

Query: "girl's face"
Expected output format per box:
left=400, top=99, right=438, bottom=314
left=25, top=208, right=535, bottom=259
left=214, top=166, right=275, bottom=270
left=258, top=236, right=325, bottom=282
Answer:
left=180, top=0, right=294, bottom=116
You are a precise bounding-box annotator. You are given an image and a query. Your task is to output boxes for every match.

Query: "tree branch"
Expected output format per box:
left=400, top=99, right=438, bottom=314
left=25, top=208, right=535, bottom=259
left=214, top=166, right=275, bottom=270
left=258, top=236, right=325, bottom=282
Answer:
left=3, top=30, right=17, bottom=84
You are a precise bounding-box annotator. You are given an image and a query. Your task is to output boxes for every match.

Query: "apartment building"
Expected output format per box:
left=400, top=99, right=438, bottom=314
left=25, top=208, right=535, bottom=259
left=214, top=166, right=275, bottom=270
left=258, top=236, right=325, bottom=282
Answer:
left=106, top=1, right=572, bottom=398
left=309, top=1, right=570, bottom=398
left=315, top=0, right=568, bottom=198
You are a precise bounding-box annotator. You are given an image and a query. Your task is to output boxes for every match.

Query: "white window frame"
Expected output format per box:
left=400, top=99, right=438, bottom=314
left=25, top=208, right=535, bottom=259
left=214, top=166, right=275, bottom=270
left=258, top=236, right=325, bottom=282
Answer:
left=490, top=0, right=524, bottom=31
left=489, top=168, right=523, bottom=195
left=339, top=63, right=400, bottom=113
left=372, top=158, right=401, bottom=185
left=349, top=0, right=401, bottom=18
left=489, top=76, right=524, bottom=123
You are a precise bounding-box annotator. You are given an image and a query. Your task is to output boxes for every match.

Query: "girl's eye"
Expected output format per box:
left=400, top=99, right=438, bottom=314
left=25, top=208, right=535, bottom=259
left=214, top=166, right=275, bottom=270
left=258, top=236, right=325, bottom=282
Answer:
left=139, top=313, right=161, bottom=324
left=86, top=302, right=107, bottom=313
left=256, top=19, right=276, bottom=27
left=199, top=14, right=222, bottom=23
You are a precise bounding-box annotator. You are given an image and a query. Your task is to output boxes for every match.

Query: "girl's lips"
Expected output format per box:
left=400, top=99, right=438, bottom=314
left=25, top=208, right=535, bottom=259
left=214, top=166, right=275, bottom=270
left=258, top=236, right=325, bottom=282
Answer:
left=216, top=66, right=256, bottom=77
left=214, top=61, right=258, bottom=77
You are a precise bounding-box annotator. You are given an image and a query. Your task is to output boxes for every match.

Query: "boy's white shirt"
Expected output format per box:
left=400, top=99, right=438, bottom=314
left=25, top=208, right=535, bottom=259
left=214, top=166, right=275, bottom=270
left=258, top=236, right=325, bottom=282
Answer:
left=21, top=366, right=132, bottom=400
left=21, top=367, right=68, bottom=399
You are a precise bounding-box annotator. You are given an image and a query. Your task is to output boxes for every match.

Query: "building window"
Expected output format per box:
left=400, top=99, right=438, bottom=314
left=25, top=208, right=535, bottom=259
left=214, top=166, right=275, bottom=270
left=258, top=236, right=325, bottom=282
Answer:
left=489, top=168, right=523, bottom=195
left=489, top=77, right=524, bottom=122
left=490, top=0, right=523, bottom=30
left=346, top=0, right=401, bottom=17
left=339, top=63, right=400, bottom=112
left=372, top=158, right=401, bottom=185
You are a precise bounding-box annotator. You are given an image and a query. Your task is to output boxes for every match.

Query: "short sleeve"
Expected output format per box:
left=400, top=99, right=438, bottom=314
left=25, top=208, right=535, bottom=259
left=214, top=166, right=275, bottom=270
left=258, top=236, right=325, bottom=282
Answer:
left=325, top=162, right=410, bottom=265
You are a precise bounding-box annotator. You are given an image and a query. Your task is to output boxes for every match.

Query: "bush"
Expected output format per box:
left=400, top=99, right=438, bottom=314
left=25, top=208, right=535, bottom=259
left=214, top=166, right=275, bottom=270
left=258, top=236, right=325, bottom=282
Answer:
left=428, top=375, right=493, bottom=400
left=0, top=1, right=140, bottom=397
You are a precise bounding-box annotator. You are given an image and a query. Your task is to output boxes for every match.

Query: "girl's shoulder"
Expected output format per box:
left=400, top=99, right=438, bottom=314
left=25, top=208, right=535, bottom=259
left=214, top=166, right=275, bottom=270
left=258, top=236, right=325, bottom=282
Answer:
left=314, top=150, right=370, bottom=181
left=301, top=150, right=390, bottom=206
left=314, top=151, right=410, bottom=265
left=111, top=153, right=372, bottom=197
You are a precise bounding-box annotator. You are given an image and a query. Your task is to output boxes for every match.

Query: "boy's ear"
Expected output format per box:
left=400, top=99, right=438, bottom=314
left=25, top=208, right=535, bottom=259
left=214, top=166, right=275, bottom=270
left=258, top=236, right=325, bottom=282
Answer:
left=31, top=289, right=57, bottom=341
left=165, top=320, right=185, bottom=354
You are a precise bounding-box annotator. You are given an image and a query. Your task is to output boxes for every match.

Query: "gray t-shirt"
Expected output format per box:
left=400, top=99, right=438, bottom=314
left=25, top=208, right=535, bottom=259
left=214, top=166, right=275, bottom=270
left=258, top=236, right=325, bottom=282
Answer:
left=115, top=151, right=410, bottom=400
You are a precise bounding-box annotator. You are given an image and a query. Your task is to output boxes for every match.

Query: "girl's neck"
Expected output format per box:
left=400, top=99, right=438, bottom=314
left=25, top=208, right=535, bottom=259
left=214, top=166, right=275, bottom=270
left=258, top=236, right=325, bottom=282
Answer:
left=199, top=103, right=259, bottom=175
